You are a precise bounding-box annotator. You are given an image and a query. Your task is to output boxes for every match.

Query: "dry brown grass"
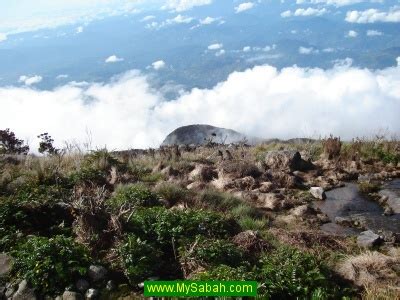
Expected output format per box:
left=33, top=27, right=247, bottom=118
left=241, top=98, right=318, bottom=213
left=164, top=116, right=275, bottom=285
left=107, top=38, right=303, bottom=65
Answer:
left=323, top=135, right=342, bottom=160
left=337, top=251, right=400, bottom=290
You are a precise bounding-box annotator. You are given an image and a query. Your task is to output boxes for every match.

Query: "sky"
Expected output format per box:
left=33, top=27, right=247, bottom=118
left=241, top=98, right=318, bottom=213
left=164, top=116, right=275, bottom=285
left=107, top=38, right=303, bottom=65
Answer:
left=0, top=0, right=399, bottom=150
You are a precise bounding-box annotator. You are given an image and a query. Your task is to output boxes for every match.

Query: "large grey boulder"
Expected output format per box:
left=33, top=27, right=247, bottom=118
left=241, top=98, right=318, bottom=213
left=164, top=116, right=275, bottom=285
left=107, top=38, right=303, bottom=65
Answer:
left=161, top=124, right=251, bottom=146
left=85, top=288, right=99, bottom=300
left=357, top=230, right=383, bottom=249
left=265, top=151, right=314, bottom=172
left=0, top=253, right=13, bottom=277
left=12, top=280, right=36, bottom=300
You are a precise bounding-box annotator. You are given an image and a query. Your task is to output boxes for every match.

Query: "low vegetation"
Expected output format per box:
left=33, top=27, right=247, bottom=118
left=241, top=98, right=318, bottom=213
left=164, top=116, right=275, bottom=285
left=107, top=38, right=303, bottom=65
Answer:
left=0, top=129, right=399, bottom=299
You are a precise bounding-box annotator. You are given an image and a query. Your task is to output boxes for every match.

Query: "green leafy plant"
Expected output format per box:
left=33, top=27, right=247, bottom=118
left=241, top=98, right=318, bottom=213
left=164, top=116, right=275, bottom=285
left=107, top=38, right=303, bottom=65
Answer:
left=180, top=237, right=244, bottom=268
left=119, top=234, right=163, bottom=285
left=107, top=183, right=160, bottom=211
left=258, top=246, right=333, bottom=298
left=193, top=265, right=256, bottom=281
left=11, top=235, right=90, bottom=294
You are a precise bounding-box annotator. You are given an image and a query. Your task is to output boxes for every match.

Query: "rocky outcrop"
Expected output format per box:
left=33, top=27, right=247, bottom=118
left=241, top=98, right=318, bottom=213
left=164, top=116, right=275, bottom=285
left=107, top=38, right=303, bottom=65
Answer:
left=12, top=280, right=36, bottom=300
left=264, top=150, right=315, bottom=172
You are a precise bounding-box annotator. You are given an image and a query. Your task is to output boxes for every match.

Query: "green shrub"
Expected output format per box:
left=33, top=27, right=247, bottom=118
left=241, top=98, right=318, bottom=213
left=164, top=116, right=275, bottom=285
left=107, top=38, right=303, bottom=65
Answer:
left=69, top=149, right=122, bottom=185
left=127, top=207, right=239, bottom=247
left=258, top=246, right=332, bottom=298
left=180, top=237, right=244, bottom=268
left=358, top=181, right=381, bottom=194
left=155, top=183, right=188, bottom=206
left=119, top=234, right=163, bottom=285
left=11, top=235, right=90, bottom=294
left=107, top=183, right=160, bottom=211
left=193, top=265, right=256, bottom=281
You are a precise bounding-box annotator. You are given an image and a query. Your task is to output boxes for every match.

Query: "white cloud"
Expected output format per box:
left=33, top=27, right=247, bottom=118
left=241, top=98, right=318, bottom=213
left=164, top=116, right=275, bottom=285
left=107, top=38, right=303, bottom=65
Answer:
left=18, top=75, right=43, bottom=86
left=208, top=43, right=223, bottom=50
left=281, top=7, right=328, bottom=17
left=367, top=29, right=383, bottom=36
left=152, top=60, right=166, bottom=70
left=105, top=55, right=124, bottom=63
left=1, top=64, right=400, bottom=150
left=346, top=7, right=400, bottom=23
left=163, top=0, right=212, bottom=12
left=323, top=47, right=336, bottom=53
left=199, top=16, right=218, bottom=25
left=347, top=30, right=358, bottom=37
left=299, top=46, right=319, bottom=54
left=76, top=26, right=83, bottom=34
left=243, top=46, right=251, bottom=52
left=235, top=2, right=255, bottom=13
left=0, top=0, right=142, bottom=35
left=215, top=49, right=226, bottom=57
left=0, top=33, right=7, bottom=42
left=141, top=15, right=155, bottom=22
left=56, top=74, right=69, bottom=80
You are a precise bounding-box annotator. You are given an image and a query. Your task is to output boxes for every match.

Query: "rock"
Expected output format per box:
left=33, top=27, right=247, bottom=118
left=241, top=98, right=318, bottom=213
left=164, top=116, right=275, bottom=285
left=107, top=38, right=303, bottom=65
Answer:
left=186, top=181, right=206, bottom=190
left=335, top=217, right=353, bottom=227
left=290, top=204, right=315, bottom=217
left=160, top=166, right=180, bottom=177
left=265, top=150, right=314, bottom=172
left=357, top=230, right=383, bottom=249
left=257, top=193, right=283, bottom=211
left=5, top=284, right=16, bottom=298
left=55, top=296, right=62, bottom=300
left=85, top=289, right=99, bottom=300
left=75, top=279, right=90, bottom=293
left=383, top=206, right=394, bottom=216
left=12, top=280, right=36, bottom=300
left=0, top=253, right=13, bottom=277
left=258, top=182, right=275, bottom=193
left=0, top=285, right=6, bottom=299
left=379, top=190, right=400, bottom=214
left=234, top=176, right=256, bottom=190
left=88, top=265, right=107, bottom=283
left=161, top=124, right=250, bottom=146
left=310, top=187, right=327, bottom=200
left=189, top=165, right=217, bottom=182
left=62, top=291, right=83, bottom=300
left=106, top=280, right=116, bottom=291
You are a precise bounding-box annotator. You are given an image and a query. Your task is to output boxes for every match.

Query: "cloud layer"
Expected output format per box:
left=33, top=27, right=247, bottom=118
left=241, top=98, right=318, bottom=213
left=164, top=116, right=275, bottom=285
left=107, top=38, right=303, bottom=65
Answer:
left=1, top=63, right=400, bottom=150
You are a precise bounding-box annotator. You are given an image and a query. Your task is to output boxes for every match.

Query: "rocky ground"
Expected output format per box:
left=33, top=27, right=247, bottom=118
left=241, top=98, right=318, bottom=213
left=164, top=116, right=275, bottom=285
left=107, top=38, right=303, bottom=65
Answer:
left=0, top=137, right=399, bottom=299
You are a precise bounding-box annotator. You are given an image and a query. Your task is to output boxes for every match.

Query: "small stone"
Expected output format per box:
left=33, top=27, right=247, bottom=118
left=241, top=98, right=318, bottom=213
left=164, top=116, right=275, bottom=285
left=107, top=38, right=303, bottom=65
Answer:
left=5, top=285, right=16, bottom=298
left=0, top=285, right=6, bottom=298
left=357, top=230, right=383, bottom=249
left=62, top=291, right=84, bottom=300
left=291, top=204, right=315, bottom=217
left=383, top=206, right=394, bottom=216
left=259, top=182, right=275, bottom=193
left=0, top=253, right=13, bottom=277
left=12, top=280, right=36, bottom=300
left=75, top=279, right=90, bottom=293
left=85, top=289, right=99, bottom=300
left=335, top=217, right=353, bottom=227
left=106, top=280, right=116, bottom=291
left=310, top=187, right=327, bottom=200
left=88, top=265, right=107, bottom=283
